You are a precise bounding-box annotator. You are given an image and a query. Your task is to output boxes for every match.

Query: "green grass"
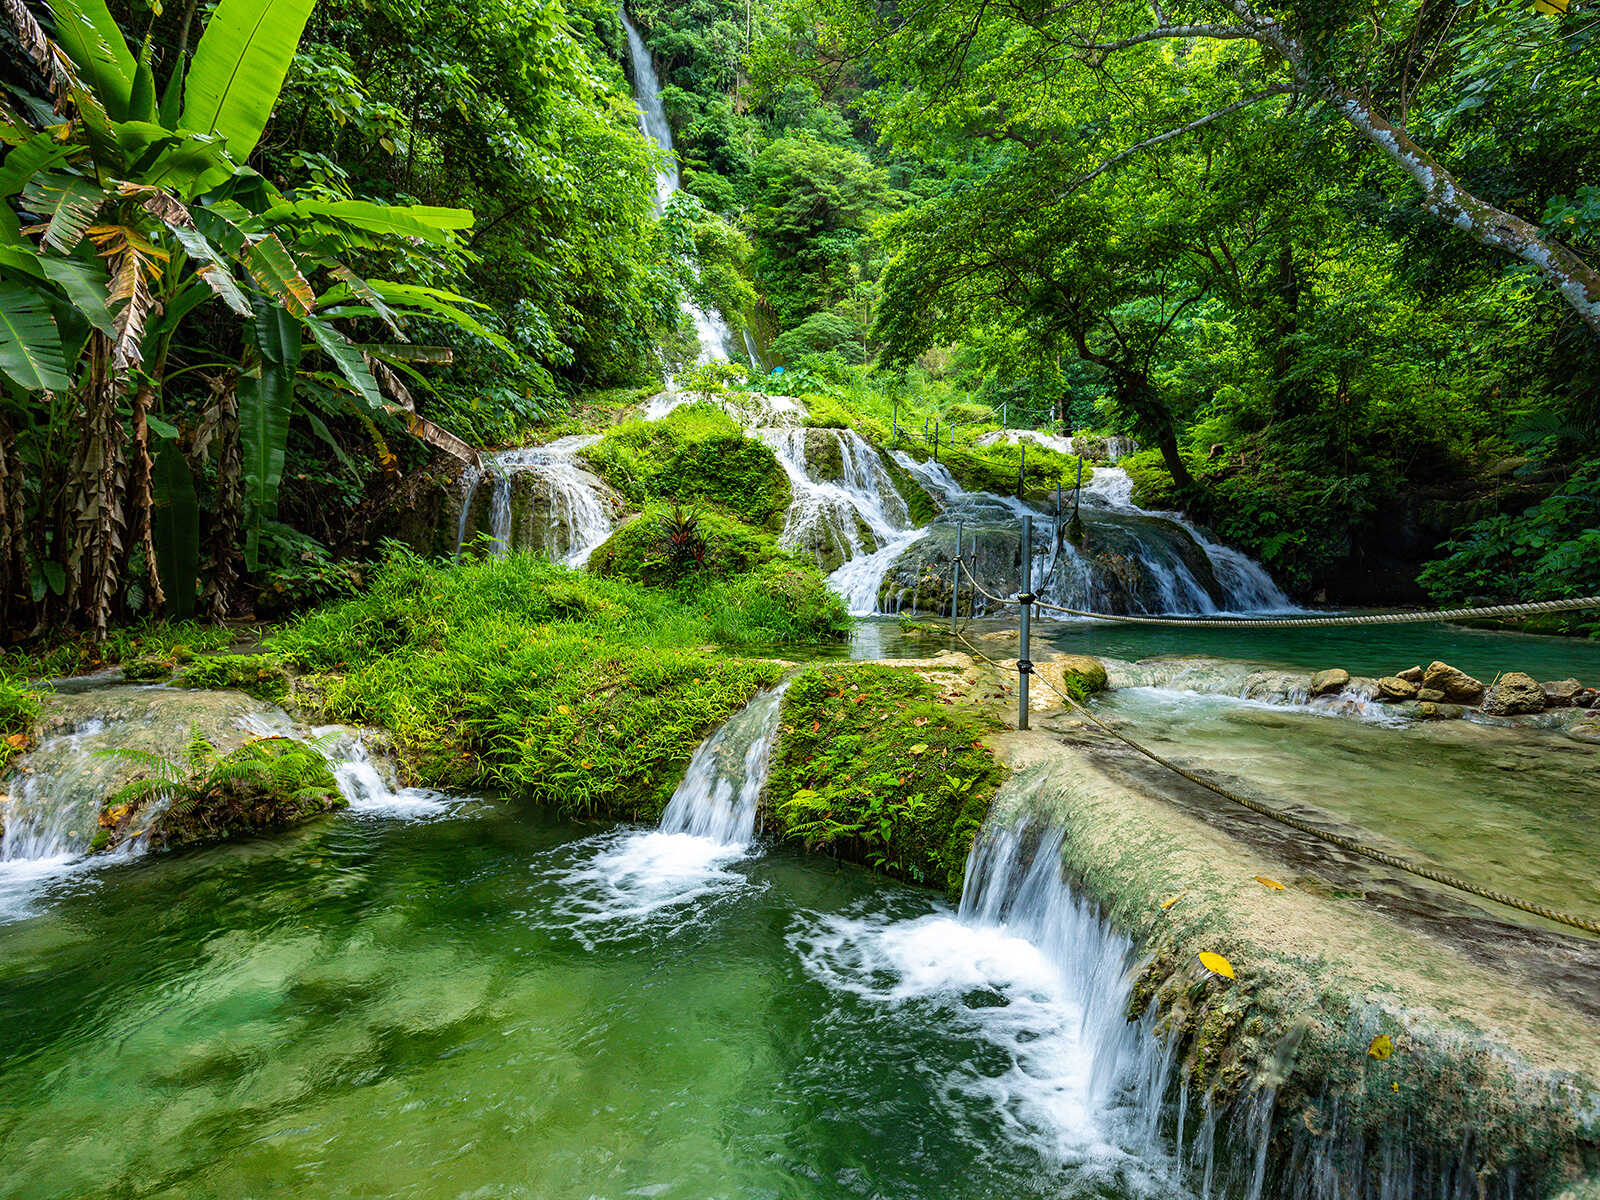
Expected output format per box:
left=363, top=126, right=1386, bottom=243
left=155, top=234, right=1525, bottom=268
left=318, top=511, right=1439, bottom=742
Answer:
left=587, top=504, right=788, bottom=584
left=1, top=620, right=233, bottom=681
left=0, top=670, right=41, bottom=772
left=196, top=547, right=847, bottom=820
left=580, top=403, right=791, bottom=530
left=768, top=664, right=1005, bottom=897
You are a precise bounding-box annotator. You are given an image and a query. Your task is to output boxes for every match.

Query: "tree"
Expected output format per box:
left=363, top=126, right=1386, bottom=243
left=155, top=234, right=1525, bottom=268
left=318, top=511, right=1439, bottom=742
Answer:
left=780, top=0, right=1600, bottom=341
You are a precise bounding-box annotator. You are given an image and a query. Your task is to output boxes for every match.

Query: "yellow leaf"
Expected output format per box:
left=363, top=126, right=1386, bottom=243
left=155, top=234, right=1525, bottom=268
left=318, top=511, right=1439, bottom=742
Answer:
left=556, top=704, right=571, bottom=715
left=580, top=759, right=593, bottom=770
left=1160, top=892, right=1184, bottom=910
left=1198, top=952, right=1235, bottom=980
left=1254, top=876, right=1285, bottom=891
left=908, top=743, right=928, bottom=756
left=1368, top=1034, right=1393, bottom=1060
left=1391, top=1082, right=1399, bottom=1092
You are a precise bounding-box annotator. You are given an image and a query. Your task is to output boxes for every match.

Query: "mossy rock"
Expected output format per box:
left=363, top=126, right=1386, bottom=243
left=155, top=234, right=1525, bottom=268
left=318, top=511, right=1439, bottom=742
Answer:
left=580, top=404, right=791, bottom=531
left=175, top=654, right=290, bottom=702
left=767, top=664, right=1005, bottom=897
left=122, top=653, right=176, bottom=682
left=587, top=505, right=785, bottom=585
left=880, top=450, right=939, bottom=527
left=1038, top=654, right=1109, bottom=700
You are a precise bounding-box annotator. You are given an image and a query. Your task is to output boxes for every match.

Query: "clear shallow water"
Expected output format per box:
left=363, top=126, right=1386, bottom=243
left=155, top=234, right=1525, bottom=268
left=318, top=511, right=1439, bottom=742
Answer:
left=0, top=799, right=1179, bottom=1200
left=1042, top=619, right=1600, bottom=685
left=1094, top=687, right=1600, bottom=917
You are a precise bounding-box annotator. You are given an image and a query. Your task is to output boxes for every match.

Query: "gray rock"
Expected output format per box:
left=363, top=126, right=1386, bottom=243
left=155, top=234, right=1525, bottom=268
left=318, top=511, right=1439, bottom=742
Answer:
left=1422, top=661, right=1485, bottom=704
left=1309, top=668, right=1350, bottom=698
left=1377, top=675, right=1419, bottom=701
left=1397, top=666, right=1424, bottom=684
left=1540, top=679, right=1583, bottom=707
left=1480, top=671, right=1546, bottom=716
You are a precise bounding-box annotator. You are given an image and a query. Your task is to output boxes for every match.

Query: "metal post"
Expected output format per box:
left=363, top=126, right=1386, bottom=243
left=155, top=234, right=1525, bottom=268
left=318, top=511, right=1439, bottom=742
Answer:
left=1055, top=473, right=1062, bottom=552
left=892, top=398, right=898, bottom=441
left=1018, top=441, right=1026, bottom=498
left=950, top=519, right=963, bottom=633
left=1002, top=400, right=1007, bottom=428
left=1074, top=455, right=1084, bottom=517
left=924, top=415, right=929, bottom=440
left=932, top=422, right=940, bottom=462
left=1018, top=513, right=1032, bottom=729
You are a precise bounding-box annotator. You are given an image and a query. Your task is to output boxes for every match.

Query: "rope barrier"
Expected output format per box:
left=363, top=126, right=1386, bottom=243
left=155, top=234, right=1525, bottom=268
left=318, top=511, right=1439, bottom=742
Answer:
left=952, top=554, right=1599, bottom=627
left=949, top=627, right=1600, bottom=937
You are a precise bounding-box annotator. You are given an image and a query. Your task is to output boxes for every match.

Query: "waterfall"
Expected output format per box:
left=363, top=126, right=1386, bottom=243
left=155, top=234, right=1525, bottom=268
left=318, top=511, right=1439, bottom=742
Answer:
left=657, top=683, right=788, bottom=843
left=623, top=12, right=736, bottom=366
left=1, top=718, right=118, bottom=866
left=548, top=684, right=789, bottom=940
left=756, top=426, right=927, bottom=613
left=454, top=435, right=616, bottom=566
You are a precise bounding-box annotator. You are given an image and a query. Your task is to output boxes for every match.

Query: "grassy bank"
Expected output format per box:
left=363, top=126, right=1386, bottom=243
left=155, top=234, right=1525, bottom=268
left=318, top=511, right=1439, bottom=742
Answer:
left=181, top=549, right=846, bottom=820
left=768, top=664, right=1004, bottom=896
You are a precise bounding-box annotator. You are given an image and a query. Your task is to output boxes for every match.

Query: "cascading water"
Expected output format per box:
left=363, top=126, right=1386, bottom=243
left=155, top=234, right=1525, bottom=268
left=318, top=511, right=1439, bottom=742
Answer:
left=793, top=784, right=1188, bottom=1196
left=755, top=426, right=927, bottom=614
left=623, top=12, right=738, bottom=368
left=1, top=689, right=450, bottom=922
left=453, top=435, right=617, bottom=566
left=551, top=684, right=789, bottom=937
left=882, top=452, right=1295, bottom=618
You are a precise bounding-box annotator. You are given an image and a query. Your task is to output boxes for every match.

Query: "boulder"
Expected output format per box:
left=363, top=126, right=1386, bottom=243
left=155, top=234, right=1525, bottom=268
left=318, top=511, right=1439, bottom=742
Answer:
left=1576, top=689, right=1597, bottom=709
left=1376, top=676, right=1419, bottom=701
left=1540, top=679, right=1583, bottom=707
left=1397, top=666, right=1424, bottom=684
left=1422, top=661, right=1485, bottom=704
left=1480, top=672, right=1546, bottom=716
left=1416, top=688, right=1445, bottom=703
left=1037, top=654, right=1109, bottom=701
left=1309, top=668, right=1350, bottom=698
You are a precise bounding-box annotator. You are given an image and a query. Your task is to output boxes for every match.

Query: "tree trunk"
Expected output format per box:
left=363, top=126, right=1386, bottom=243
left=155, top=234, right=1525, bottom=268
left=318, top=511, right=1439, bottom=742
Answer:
left=0, top=415, right=31, bottom=635
left=201, top=380, right=243, bottom=622
left=64, top=334, right=127, bottom=637
left=130, top=383, right=165, bottom=611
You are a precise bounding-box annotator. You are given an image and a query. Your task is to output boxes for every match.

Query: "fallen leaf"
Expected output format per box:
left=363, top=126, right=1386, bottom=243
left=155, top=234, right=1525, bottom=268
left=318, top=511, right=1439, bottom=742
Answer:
left=556, top=704, right=571, bottom=715
left=1198, top=952, right=1235, bottom=980
left=1254, top=876, right=1285, bottom=891
left=580, top=759, right=593, bottom=770
left=1368, top=1034, right=1393, bottom=1060
left=1160, top=893, right=1184, bottom=910
left=908, top=743, right=928, bottom=756
left=4, top=733, right=27, bottom=749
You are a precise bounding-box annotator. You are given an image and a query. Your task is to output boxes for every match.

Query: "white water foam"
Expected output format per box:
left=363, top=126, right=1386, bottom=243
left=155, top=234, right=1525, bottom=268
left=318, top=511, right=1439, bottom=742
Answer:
left=791, top=817, right=1188, bottom=1196
left=543, top=685, right=788, bottom=943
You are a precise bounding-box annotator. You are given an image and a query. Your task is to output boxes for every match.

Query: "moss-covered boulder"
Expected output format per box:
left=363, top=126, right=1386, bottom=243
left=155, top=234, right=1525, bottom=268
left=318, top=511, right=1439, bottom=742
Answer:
left=580, top=404, right=791, bottom=530
left=1037, top=654, right=1109, bottom=701
left=767, top=663, right=1005, bottom=896
left=587, top=505, right=785, bottom=584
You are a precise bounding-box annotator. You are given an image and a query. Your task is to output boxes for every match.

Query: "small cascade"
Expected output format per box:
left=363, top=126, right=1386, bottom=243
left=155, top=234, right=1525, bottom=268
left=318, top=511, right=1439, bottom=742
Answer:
left=880, top=453, right=1294, bottom=618
left=977, top=429, right=1139, bottom=462
left=1, top=718, right=119, bottom=865
left=623, top=12, right=736, bottom=368
left=756, top=427, right=926, bottom=611
left=454, top=435, right=616, bottom=566
left=657, top=683, right=788, bottom=844
left=548, top=684, right=789, bottom=940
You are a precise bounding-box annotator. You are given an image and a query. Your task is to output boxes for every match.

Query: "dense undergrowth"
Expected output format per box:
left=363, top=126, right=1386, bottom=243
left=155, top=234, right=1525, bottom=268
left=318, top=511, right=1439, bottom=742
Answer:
left=588, top=505, right=788, bottom=583
left=768, top=664, right=1003, bottom=897
left=184, top=549, right=844, bottom=819
left=581, top=404, right=792, bottom=529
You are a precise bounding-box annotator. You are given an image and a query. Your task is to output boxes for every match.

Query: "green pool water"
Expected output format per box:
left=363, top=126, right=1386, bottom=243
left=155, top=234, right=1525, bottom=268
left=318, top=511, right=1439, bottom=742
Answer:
left=0, top=798, right=1180, bottom=1200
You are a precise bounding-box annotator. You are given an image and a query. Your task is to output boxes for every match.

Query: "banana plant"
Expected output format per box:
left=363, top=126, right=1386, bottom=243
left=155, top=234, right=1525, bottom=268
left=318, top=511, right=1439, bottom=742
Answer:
left=0, top=0, right=505, bottom=629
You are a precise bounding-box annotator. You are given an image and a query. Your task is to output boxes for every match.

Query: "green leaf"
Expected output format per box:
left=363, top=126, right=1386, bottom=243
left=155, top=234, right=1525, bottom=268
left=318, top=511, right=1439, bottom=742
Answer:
left=0, top=283, right=71, bottom=390
left=22, top=173, right=107, bottom=254
left=243, top=232, right=313, bottom=316
left=146, top=414, right=180, bottom=438
left=152, top=443, right=200, bottom=617
left=265, top=199, right=474, bottom=244
left=303, top=314, right=383, bottom=410
left=240, top=295, right=301, bottom=572
left=365, top=280, right=515, bottom=357
left=129, top=38, right=157, bottom=123
left=179, top=0, right=317, bottom=161
left=49, top=0, right=136, bottom=119
left=0, top=133, right=77, bottom=199
left=39, top=256, right=115, bottom=336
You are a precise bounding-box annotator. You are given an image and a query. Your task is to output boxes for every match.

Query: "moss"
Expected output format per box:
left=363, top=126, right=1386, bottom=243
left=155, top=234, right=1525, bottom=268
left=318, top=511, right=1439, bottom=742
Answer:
left=580, top=403, right=791, bottom=530
left=588, top=505, right=786, bottom=584
left=0, top=671, right=40, bottom=772
left=176, top=654, right=291, bottom=703
left=122, top=654, right=177, bottom=682
left=899, top=438, right=1089, bottom=503
left=768, top=664, right=1005, bottom=896
left=880, top=450, right=939, bottom=526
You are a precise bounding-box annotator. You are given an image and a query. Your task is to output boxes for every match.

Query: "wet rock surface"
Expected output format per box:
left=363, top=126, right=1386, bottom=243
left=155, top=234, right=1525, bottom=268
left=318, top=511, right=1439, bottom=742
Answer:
left=1482, top=671, right=1547, bottom=716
